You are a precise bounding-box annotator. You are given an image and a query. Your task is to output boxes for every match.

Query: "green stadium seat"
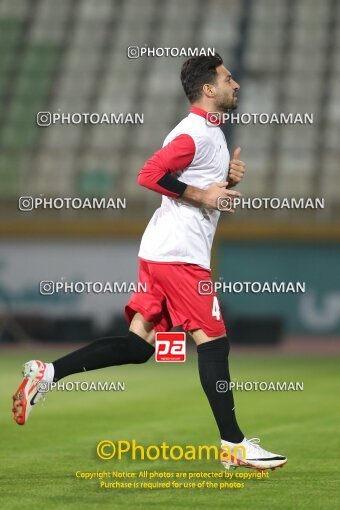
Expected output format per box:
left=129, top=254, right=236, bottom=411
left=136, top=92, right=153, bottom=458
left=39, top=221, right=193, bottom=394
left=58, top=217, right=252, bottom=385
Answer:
left=0, top=123, right=39, bottom=150
left=0, top=20, right=21, bottom=48
left=0, top=153, right=21, bottom=196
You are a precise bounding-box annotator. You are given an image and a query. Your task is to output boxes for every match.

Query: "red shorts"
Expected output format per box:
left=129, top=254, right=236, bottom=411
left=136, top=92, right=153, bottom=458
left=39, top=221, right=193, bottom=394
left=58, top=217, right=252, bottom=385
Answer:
left=125, top=258, right=226, bottom=337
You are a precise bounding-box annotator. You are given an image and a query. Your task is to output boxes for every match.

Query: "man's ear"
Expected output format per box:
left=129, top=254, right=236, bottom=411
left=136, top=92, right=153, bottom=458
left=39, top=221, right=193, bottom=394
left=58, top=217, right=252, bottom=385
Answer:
left=202, top=83, right=215, bottom=98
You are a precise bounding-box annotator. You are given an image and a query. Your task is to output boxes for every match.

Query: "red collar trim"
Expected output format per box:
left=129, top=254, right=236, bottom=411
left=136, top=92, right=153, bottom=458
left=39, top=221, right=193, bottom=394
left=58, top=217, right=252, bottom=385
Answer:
left=189, top=105, right=221, bottom=126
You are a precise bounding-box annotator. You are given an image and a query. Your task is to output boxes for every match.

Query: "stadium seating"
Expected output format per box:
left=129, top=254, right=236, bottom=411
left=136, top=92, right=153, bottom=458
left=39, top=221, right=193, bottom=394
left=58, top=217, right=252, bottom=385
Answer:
left=0, top=0, right=339, bottom=215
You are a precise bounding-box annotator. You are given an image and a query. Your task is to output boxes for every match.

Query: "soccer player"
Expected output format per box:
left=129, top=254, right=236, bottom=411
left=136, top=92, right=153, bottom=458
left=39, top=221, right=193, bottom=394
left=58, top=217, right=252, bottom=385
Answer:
left=12, top=53, right=287, bottom=471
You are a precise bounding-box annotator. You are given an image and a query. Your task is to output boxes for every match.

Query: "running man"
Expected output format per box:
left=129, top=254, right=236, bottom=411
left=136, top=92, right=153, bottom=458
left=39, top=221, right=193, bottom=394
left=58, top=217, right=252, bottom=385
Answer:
left=12, top=53, right=287, bottom=471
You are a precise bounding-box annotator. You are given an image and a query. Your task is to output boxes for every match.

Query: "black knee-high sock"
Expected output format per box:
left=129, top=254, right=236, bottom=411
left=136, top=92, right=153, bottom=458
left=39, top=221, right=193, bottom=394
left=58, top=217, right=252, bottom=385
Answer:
left=52, top=331, right=155, bottom=381
left=197, top=337, right=244, bottom=443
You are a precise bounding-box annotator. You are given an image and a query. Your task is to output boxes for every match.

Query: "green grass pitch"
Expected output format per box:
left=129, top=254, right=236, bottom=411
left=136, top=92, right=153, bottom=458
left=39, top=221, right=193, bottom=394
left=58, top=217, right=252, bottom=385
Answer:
left=1, top=349, right=339, bottom=510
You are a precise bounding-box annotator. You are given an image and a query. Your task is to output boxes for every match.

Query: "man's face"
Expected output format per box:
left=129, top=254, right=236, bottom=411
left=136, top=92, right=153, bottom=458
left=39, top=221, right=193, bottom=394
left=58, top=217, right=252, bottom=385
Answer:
left=211, top=65, right=240, bottom=112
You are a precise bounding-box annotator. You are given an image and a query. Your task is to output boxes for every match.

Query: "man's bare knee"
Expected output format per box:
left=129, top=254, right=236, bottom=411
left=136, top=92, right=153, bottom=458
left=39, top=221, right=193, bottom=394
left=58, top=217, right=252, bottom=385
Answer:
left=129, top=312, right=156, bottom=345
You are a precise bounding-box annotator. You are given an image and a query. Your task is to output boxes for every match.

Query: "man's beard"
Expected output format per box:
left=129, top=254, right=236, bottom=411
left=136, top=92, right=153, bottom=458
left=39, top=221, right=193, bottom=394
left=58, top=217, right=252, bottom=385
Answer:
left=216, top=96, right=238, bottom=113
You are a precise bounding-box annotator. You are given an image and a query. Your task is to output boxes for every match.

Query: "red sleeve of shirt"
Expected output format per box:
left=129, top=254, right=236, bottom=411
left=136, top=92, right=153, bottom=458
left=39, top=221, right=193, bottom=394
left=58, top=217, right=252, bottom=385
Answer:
left=137, top=133, right=196, bottom=198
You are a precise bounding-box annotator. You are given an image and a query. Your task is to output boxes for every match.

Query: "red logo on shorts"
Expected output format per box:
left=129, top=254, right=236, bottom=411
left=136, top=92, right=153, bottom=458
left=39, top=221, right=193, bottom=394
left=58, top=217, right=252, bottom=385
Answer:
left=155, top=332, right=186, bottom=362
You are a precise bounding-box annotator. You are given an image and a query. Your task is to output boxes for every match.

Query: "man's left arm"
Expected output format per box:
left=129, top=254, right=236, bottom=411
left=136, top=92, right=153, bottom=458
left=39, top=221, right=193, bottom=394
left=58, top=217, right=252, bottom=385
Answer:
left=227, top=147, right=246, bottom=188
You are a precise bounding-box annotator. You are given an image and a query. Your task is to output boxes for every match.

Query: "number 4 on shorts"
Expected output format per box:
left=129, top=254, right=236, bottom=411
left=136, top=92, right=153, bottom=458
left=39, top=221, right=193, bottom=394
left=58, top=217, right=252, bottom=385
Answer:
left=212, top=296, right=221, bottom=321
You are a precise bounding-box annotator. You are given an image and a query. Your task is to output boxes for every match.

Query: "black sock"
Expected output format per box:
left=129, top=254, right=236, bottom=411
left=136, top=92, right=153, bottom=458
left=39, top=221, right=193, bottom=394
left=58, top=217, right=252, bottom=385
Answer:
left=52, top=331, right=155, bottom=381
left=197, top=337, right=244, bottom=443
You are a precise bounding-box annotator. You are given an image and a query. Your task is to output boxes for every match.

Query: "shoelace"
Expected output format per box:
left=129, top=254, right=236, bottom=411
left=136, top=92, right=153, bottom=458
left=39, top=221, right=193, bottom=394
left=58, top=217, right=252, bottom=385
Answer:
left=246, top=437, right=262, bottom=452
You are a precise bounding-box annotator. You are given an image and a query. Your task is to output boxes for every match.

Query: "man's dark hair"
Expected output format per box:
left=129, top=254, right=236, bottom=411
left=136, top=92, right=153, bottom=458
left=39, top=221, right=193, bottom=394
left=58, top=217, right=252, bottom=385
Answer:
left=180, top=53, right=223, bottom=103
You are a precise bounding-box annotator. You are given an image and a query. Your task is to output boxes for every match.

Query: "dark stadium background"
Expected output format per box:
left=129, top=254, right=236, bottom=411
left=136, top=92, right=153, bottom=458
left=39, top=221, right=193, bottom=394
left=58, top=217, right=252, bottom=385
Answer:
left=0, top=1, right=339, bottom=509
left=0, top=0, right=339, bottom=351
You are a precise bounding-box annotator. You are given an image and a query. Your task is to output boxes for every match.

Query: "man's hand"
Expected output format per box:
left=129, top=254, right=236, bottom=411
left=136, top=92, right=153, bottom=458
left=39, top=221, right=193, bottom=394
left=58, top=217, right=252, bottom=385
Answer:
left=182, top=181, right=241, bottom=212
left=228, top=147, right=246, bottom=188
left=201, top=182, right=241, bottom=211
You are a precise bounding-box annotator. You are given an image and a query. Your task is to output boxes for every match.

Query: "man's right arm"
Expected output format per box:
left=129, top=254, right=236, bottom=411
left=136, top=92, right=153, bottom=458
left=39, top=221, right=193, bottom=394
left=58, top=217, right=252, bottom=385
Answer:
left=137, top=134, right=195, bottom=199
left=137, top=134, right=241, bottom=211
